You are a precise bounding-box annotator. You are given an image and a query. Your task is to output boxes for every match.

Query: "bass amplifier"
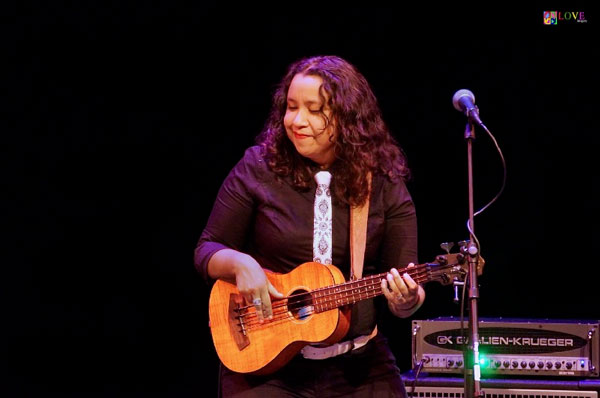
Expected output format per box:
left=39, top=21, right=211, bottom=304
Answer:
left=405, top=387, right=597, bottom=398
left=412, top=317, right=599, bottom=378
left=401, top=372, right=600, bottom=397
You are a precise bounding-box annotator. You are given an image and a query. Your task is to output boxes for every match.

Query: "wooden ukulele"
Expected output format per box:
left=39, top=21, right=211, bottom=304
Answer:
left=208, top=252, right=483, bottom=375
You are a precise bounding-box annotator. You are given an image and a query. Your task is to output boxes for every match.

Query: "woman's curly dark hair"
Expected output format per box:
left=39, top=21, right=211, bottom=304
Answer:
left=256, top=55, right=410, bottom=207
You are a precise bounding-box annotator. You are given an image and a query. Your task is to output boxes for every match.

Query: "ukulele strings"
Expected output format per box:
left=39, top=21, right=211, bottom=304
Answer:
left=240, top=271, right=433, bottom=331
left=240, top=265, right=438, bottom=331
left=237, top=263, right=433, bottom=314
left=242, top=287, right=384, bottom=330
left=239, top=265, right=435, bottom=329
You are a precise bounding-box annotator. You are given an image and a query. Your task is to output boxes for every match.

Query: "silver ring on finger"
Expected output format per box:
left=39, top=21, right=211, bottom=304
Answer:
left=252, top=298, right=262, bottom=307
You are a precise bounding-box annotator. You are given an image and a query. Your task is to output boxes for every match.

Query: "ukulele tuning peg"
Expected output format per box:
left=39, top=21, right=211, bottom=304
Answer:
left=457, top=240, right=470, bottom=251
left=440, top=242, right=455, bottom=254
left=453, top=280, right=465, bottom=303
left=435, top=255, right=448, bottom=265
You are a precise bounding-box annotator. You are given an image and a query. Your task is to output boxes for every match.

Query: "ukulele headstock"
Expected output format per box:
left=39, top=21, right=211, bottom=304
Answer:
left=425, top=241, right=485, bottom=285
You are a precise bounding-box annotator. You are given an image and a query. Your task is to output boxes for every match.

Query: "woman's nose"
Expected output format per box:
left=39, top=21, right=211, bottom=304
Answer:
left=292, top=109, right=308, bottom=126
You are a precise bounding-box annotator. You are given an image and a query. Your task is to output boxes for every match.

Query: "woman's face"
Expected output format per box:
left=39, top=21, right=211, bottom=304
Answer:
left=284, top=73, right=337, bottom=168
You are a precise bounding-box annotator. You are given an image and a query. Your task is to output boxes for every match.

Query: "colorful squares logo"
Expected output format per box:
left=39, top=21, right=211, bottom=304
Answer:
left=543, top=11, right=557, bottom=25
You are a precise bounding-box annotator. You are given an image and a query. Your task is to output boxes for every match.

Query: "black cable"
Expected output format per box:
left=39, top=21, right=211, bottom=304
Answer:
left=466, top=123, right=507, bottom=265
left=409, top=359, right=425, bottom=397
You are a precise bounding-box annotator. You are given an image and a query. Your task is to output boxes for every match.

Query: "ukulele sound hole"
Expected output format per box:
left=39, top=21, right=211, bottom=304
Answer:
left=287, top=289, right=314, bottom=321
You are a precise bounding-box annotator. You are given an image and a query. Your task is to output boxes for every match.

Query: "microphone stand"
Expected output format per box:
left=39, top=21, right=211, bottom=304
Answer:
left=463, top=120, right=484, bottom=398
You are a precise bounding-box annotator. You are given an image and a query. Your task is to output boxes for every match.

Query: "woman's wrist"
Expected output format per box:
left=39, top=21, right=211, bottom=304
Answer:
left=389, top=287, right=424, bottom=317
left=395, top=298, right=419, bottom=311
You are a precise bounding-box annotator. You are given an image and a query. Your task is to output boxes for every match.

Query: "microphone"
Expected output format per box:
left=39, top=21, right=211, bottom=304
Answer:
left=452, top=89, right=483, bottom=126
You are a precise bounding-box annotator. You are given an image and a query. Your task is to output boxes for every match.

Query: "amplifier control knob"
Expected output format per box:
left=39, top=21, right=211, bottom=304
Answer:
left=512, top=361, right=519, bottom=368
left=566, top=362, right=573, bottom=369
left=456, top=360, right=463, bottom=367
left=555, top=362, right=562, bottom=369
left=448, top=359, right=454, bottom=367
left=546, top=362, right=553, bottom=369
left=503, top=361, right=510, bottom=368
left=529, top=361, right=536, bottom=369
left=521, top=361, right=527, bottom=368
left=494, top=360, right=501, bottom=368
left=537, top=361, right=544, bottom=369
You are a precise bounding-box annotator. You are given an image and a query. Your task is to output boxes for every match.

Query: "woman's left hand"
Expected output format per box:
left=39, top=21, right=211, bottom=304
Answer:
left=381, top=263, right=420, bottom=310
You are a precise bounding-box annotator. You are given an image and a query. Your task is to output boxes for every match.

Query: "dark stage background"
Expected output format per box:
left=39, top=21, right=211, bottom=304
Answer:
left=6, top=4, right=597, bottom=397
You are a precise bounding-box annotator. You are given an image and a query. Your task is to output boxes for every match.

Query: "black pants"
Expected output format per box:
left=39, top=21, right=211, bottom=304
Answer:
left=219, top=333, right=407, bottom=398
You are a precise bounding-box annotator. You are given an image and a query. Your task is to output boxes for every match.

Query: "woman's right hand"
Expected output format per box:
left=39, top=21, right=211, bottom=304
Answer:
left=233, top=253, right=284, bottom=322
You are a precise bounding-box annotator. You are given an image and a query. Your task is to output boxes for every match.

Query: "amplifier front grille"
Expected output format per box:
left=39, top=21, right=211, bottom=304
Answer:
left=407, top=387, right=597, bottom=398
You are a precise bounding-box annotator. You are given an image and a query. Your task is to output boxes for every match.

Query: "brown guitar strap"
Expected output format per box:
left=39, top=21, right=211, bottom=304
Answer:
left=349, top=172, right=372, bottom=280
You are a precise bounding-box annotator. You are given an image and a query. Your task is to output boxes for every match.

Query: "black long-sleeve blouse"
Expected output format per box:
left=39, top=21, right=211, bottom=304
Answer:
left=195, top=145, right=418, bottom=338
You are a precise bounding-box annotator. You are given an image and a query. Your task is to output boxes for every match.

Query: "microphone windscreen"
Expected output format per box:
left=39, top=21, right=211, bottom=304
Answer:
left=452, top=89, right=476, bottom=112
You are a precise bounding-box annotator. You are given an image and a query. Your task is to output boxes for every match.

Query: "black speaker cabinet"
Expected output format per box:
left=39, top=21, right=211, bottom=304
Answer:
left=402, top=372, right=600, bottom=397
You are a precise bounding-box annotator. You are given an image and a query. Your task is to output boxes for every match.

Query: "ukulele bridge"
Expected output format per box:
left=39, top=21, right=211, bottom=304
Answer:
left=229, top=294, right=250, bottom=350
